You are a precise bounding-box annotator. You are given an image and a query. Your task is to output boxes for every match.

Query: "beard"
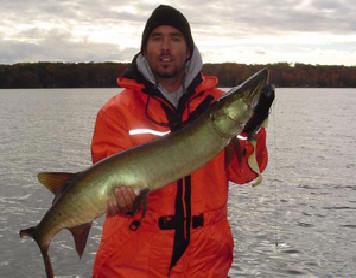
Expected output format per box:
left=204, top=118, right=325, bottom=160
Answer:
left=156, top=69, right=178, bottom=78
left=154, top=64, right=184, bottom=79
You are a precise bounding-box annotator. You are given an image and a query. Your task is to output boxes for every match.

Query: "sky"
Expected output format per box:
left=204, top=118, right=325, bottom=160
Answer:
left=1, top=0, right=356, bottom=65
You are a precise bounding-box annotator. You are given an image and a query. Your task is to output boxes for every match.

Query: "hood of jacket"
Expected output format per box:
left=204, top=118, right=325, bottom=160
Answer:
left=136, top=44, right=202, bottom=91
left=119, top=45, right=205, bottom=108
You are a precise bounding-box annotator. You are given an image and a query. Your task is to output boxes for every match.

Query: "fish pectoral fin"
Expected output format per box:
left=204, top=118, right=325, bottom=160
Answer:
left=38, top=172, right=76, bottom=195
left=67, top=222, right=91, bottom=258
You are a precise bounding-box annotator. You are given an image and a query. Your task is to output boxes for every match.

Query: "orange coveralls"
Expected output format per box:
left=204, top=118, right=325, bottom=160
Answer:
left=91, top=73, right=268, bottom=278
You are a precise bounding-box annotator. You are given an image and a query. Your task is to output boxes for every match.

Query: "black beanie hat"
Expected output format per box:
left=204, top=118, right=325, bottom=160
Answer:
left=140, top=5, right=194, bottom=56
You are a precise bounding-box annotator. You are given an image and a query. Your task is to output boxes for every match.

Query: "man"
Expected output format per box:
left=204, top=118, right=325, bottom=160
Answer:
left=91, top=5, right=274, bottom=278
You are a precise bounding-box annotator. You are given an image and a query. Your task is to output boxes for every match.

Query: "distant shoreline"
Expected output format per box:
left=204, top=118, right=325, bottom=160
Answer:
left=1, top=62, right=355, bottom=88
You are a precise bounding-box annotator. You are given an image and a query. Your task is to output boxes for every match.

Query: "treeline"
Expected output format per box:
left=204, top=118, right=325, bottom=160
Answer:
left=0, top=62, right=355, bottom=88
left=203, top=63, right=356, bottom=88
left=0, top=62, right=127, bottom=89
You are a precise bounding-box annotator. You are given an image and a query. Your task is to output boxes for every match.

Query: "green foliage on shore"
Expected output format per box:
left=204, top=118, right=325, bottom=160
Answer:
left=1, top=62, right=355, bottom=88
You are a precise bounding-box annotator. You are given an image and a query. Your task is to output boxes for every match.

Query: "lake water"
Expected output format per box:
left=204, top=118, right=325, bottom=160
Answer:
left=0, top=88, right=355, bottom=278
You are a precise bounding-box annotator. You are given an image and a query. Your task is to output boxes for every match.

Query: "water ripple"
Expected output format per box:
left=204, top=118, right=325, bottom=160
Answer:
left=2, top=88, right=356, bottom=278
left=0, top=194, right=32, bottom=204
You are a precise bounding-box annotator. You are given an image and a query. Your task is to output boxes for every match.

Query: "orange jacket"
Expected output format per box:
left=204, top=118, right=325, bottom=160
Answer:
left=91, top=68, right=268, bottom=277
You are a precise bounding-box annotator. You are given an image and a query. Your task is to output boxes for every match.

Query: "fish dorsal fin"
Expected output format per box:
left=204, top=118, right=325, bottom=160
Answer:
left=67, top=222, right=92, bottom=258
left=38, top=172, right=75, bottom=195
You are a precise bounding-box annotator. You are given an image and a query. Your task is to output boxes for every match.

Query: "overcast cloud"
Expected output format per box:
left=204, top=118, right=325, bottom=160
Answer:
left=0, top=0, right=355, bottom=65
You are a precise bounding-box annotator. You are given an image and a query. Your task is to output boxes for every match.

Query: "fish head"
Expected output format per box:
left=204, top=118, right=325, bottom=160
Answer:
left=210, top=69, right=269, bottom=138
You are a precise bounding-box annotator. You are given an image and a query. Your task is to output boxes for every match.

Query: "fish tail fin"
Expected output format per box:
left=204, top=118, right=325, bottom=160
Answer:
left=40, top=246, right=54, bottom=278
left=20, top=227, right=54, bottom=278
left=19, top=226, right=36, bottom=239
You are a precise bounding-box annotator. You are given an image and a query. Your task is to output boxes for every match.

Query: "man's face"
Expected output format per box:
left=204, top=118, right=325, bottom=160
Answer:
left=144, top=25, right=190, bottom=81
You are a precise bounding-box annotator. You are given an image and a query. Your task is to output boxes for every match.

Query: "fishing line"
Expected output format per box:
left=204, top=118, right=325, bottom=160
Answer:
left=271, top=91, right=280, bottom=250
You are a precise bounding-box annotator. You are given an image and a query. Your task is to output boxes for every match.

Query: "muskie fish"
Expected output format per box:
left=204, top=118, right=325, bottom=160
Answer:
left=20, top=69, right=268, bottom=278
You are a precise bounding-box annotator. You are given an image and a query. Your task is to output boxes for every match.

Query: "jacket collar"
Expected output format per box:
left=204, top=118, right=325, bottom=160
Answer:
left=117, top=48, right=219, bottom=130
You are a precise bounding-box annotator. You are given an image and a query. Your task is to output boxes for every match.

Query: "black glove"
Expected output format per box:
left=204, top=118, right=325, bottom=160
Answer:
left=243, top=83, right=275, bottom=134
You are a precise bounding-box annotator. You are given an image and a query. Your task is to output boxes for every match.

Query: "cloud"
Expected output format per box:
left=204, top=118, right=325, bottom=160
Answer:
left=0, top=29, right=138, bottom=64
left=183, top=0, right=356, bottom=34
left=3, top=0, right=354, bottom=34
left=0, top=0, right=355, bottom=65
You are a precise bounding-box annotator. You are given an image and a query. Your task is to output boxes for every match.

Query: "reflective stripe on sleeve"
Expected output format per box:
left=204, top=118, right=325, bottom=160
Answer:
left=128, top=129, right=171, bottom=137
